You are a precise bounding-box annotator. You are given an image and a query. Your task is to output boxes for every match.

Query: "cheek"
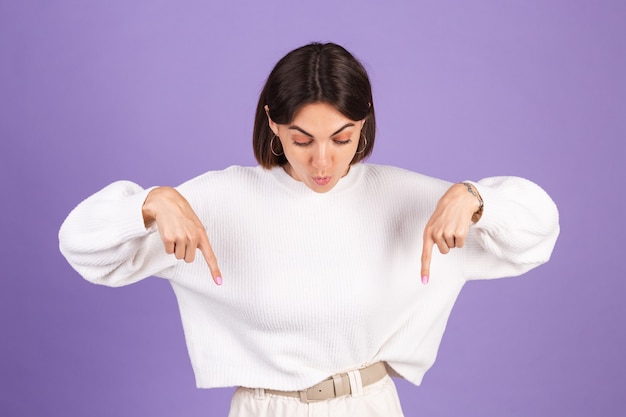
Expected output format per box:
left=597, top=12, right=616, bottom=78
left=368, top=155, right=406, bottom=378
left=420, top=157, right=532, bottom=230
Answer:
left=283, top=150, right=308, bottom=170
left=344, top=139, right=361, bottom=159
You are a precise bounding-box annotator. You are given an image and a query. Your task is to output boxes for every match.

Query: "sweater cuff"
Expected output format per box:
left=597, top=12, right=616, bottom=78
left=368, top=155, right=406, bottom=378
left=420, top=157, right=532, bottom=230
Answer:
left=463, top=179, right=506, bottom=231
left=87, top=181, right=159, bottom=242
left=466, top=176, right=558, bottom=236
left=117, top=185, right=159, bottom=240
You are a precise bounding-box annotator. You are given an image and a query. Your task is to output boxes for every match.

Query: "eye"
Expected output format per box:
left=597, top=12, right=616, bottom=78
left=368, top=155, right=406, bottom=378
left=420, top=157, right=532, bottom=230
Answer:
left=292, top=140, right=313, bottom=147
left=333, top=138, right=352, bottom=145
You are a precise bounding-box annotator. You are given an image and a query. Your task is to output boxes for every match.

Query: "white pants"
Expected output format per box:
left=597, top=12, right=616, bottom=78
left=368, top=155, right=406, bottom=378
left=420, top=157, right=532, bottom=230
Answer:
left=228, top=375, right=405, bottom=417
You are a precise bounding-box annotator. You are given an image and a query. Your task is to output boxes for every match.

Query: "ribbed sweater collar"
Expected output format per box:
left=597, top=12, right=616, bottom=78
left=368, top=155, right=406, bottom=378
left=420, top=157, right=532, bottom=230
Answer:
left=266, top=163, right=366, bottom=196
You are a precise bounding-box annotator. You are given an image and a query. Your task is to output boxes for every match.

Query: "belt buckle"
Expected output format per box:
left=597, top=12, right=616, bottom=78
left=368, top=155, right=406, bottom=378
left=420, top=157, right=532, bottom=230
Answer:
left=299, top=390, right=312, bottom=403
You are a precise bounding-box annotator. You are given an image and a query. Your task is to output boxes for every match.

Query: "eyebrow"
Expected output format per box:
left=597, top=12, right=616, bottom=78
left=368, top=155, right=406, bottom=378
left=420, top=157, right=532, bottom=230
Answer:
left=288, top=123, right=355, bottom=138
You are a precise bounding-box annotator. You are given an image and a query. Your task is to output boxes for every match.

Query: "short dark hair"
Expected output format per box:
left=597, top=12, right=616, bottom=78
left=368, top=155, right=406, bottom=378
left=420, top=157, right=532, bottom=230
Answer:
left=253, top=42, right=376, bottom=168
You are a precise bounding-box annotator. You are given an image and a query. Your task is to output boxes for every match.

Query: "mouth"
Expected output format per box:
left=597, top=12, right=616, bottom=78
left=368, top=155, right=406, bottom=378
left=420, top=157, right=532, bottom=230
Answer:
left=313, top=176, right=331, bottom=186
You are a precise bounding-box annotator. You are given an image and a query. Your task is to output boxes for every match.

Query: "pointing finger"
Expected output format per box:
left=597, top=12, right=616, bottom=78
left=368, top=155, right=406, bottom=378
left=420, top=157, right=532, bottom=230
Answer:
left=198, top=232, right=222, bottom=286
left=420, top=235, right=433, bottom=285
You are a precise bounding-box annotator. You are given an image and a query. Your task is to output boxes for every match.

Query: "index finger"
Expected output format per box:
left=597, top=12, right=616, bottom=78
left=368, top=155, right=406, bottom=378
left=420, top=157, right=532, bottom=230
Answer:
left=198, top=232, right=223, bottom=286
left=420, top=235, right=434, bottom=285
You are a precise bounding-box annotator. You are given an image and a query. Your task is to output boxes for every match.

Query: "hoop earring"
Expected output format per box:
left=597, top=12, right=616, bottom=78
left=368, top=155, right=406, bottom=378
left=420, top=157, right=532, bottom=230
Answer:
left=270, top=134, right=284, bottom=157
left=356, top=132, right=368, bottom=154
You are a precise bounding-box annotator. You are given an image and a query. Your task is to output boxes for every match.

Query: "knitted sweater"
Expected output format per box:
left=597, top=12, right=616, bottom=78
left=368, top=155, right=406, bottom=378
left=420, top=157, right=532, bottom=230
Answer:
left=58, top=163, right=559, bottom=390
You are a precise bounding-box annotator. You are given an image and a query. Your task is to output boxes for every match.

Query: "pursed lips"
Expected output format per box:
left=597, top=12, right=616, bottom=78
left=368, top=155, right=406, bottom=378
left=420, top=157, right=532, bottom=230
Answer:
left=313, top=176, right=331, bottom=186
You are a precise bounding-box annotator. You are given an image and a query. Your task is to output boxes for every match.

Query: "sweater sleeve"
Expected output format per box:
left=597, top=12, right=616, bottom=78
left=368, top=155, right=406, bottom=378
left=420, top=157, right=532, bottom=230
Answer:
left=58, top=180, right=178, bottom=287
left=462, top=176, right=560, bottom=280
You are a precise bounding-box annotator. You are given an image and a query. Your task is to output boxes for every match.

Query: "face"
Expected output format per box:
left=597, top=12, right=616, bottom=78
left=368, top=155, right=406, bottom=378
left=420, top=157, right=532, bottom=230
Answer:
left=267, top=102, right=365, bottom=193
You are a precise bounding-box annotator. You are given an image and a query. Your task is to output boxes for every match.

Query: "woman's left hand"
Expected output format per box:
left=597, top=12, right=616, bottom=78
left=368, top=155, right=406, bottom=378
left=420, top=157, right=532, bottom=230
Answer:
left=420, top=183, right=482, bottom=284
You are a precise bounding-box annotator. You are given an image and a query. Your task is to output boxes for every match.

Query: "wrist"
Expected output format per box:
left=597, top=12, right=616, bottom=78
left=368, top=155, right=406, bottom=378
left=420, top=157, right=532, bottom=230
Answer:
left=142, top=187, right=167, bottom=227
left=460, top=182, right=484, bottom=223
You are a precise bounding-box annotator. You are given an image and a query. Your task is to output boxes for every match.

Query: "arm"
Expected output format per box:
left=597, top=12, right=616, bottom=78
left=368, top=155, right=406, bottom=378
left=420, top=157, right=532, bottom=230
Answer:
left=462, top=176, right=560, bottom=280
left=420, top=176, right=559, bottom=282
left=59, top=181, right=222, bottom=287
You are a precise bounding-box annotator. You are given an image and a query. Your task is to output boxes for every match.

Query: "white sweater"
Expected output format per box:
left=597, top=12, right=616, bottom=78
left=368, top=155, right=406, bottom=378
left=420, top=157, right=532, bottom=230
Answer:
left=58, top=163, right=559, bottom=390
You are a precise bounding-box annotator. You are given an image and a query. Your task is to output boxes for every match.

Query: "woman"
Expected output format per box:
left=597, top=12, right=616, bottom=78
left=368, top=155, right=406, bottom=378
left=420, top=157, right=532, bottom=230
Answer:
left=59, top=43, right=559, bottom=416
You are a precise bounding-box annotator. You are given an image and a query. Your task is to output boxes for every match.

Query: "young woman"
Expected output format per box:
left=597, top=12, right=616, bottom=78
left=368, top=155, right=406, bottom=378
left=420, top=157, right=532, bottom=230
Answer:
left=59, top=42, right=559, bottom=417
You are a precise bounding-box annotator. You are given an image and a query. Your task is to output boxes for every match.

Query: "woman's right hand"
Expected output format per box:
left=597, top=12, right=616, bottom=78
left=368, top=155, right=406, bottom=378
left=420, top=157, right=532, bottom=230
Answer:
left=142, top=187, right=223, bottom=285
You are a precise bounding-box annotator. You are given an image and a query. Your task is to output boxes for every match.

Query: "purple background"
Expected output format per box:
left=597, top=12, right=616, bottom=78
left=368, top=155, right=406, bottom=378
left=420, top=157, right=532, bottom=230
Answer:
left=1, top=1, right=624, bottom=416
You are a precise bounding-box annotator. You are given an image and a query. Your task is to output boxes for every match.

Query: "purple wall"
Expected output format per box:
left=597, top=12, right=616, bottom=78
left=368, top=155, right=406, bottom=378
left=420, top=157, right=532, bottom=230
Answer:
left=2, top=1, right=624, bottom=416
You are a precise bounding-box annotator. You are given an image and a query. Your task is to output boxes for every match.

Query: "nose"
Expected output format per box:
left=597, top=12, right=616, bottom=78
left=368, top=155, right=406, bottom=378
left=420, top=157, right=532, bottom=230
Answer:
left=311, top=143, right=332, bottom=171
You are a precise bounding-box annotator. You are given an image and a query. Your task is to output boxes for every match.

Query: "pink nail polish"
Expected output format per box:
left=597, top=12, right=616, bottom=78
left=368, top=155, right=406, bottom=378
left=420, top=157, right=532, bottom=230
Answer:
left=421, top=275, right=429, bottom=285
left=216, top=276, right=223, bottom=285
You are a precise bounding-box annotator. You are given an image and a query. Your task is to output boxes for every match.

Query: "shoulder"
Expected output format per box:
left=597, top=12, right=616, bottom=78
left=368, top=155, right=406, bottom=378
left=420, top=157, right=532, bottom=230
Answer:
left=173, top=166, right=274, bottom=217
left=177, top=166, right=268, bottom=191
left=358, top=163, right=451, bottom=193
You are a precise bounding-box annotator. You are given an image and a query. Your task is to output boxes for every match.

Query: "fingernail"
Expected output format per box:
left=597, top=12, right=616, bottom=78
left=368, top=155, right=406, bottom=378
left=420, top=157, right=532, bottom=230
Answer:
left=216, top=276, right=223, bottom=286
left=421, top=275, right=429, bottom=285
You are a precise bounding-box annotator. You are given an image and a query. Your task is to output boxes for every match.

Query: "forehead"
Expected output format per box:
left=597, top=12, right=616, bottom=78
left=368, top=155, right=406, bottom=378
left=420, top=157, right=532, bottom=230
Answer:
left=290, top=102, right=356, bottom=130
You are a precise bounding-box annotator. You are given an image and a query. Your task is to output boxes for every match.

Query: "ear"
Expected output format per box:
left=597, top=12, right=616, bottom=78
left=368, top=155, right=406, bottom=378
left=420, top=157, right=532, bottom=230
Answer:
left=264, top=105, right=279, bottom=135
